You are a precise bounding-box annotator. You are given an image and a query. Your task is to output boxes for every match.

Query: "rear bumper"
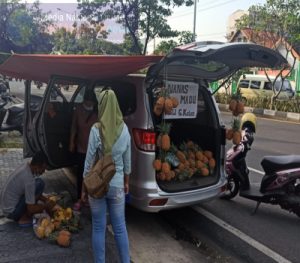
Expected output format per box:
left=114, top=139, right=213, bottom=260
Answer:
left=129, top=177, right=227, bottom=213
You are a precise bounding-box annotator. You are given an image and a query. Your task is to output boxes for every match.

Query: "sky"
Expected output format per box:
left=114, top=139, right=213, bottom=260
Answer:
left=21, top=0, right=266, bottom=51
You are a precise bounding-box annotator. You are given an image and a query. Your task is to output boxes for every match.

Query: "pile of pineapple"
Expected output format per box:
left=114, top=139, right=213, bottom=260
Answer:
left=153, top=139, right=216, bottom=182
left=226, top=89, right=245, bottom=145
left=152, top=88, right=216, bottom=182
left=33, top=206, right=80, bottom=247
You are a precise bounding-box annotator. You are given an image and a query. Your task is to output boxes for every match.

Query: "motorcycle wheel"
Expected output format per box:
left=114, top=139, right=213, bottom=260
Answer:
left=221, top=175, right=240, bottom=200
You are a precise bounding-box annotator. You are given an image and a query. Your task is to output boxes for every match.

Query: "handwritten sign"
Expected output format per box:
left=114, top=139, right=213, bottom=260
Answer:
left=164, top=81, right=199, bottom=119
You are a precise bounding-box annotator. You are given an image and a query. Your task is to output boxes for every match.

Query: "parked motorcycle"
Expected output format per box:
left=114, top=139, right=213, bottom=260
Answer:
left=222, top=113, right=300, bottom=218
left=0, top=78, right=10, bottom=94
left=0, top=94, right=24, bottom=134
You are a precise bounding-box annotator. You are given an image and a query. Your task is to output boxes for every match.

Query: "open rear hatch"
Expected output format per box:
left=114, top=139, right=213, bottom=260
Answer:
left=146, top=42, right=287, bottom=193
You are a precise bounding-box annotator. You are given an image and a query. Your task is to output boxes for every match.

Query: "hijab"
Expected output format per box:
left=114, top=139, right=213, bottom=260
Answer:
left=96, top=89, right=124, bottom=155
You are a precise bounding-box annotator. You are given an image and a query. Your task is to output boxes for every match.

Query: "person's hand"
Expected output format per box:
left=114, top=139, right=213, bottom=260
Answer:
left=81, top=190, right=88, bottom=204
left=124, top=182, right=129, bottom=194
left=45, top=199, right=56, bottom=209
left=45, top=201, right=55, bottom=216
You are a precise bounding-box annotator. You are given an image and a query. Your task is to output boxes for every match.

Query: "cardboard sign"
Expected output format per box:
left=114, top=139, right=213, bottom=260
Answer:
left=164, top=81, right=199, bottom=119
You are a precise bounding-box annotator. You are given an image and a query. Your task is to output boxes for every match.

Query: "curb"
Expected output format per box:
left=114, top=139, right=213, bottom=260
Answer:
left=217, top=103, right=300, bottom=123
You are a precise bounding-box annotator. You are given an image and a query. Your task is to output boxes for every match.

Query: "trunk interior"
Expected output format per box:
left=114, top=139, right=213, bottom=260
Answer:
left=150, top=78, right=221, bottom=193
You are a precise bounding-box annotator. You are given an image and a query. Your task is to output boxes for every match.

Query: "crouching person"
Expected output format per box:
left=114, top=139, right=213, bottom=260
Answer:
left=1, top=151, right=56, bottom=227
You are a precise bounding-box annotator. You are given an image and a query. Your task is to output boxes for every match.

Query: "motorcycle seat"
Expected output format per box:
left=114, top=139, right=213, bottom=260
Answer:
left=261, top=155, right=300, bottom=174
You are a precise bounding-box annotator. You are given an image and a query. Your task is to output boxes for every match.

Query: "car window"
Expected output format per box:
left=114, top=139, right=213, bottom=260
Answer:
left=250, top=81, right=261, bottom=89
left=73, top=86, right=87, bottom=103
left=239, top=80, right=249, bottom=88
left=94, top=81, right=136, bottom=116
left=263, top=82, right=273, bottom=90
left=275, top=80, right=292, bottom=92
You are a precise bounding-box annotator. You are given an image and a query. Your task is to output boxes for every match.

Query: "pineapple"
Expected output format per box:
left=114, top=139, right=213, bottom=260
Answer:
left=204, top=150, right=213, bottom=159
left=170, top=143, right=186, bottom=163
left=164, top=98, right=174, bottom=114
left=232, top=118, right=242, bottom=145
left=201, top=167, right=210, bottom=176
left=226, top=129, right=234, bottom=140
left=170, top=97, right=179, bottom=108
left=157, top=122, right=172, bottom=151
left=153, top=159, right=162, bottom=171
left=230, top=89, right=244, bottom=116
left=161, top=162, right=171, bottom=174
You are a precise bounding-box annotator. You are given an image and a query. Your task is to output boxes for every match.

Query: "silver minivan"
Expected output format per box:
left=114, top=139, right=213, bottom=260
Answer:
left=0, top=42, right=286, bottom=212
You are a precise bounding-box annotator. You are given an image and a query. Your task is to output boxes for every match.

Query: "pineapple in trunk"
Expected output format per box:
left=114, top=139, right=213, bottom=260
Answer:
left=170, top=144, right=186, bottom=163
left=232, top=118, right=242, bottom=145
left=157, top=122, right=172, bottom=151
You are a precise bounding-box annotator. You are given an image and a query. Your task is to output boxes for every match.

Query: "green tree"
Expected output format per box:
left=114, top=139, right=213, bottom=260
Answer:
left=51, top=27, right=78, bottom=54
left=154, top=39, right=178, bottom=55
left=77, top=0, right=193, bottom=55
left=154, top=30, right=195, bottom=55
left=52, top=22, right=123, bottom=55
left=0, top=0, right=53, bottom=53
left=237, top=0, right=300, bottom=108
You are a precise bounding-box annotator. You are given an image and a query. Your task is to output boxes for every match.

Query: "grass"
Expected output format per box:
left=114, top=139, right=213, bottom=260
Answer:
left=0, top=131, right=23, bottom=148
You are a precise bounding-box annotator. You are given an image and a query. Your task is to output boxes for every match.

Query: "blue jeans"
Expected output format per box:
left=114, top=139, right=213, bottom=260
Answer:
left=89, top=186, right=130, bottom=263
left=7, top=178, right=45, bottom=221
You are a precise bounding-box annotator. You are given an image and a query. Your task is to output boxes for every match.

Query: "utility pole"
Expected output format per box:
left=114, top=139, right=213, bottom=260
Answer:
left=193, top=0, right=197, bottom=42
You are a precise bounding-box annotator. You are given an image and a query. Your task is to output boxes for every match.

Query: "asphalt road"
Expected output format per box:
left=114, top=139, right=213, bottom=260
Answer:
left=193, top=113, right=300, bottom=263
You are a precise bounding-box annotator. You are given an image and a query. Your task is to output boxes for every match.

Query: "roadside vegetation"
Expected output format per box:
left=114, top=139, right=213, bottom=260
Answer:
left=0, top=131, right=23, bottom=148
left=214, top=92, right=300, bottom=113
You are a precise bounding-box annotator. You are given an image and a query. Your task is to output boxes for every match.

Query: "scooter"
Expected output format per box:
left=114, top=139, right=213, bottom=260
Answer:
left=0, top=94, right=24, bottom=134
left=222, top=113, right=300, bottom=218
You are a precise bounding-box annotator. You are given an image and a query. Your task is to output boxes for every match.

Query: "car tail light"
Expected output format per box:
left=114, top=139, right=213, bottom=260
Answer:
left=132, top=128, right=156, bottom=152
left=149, top=198, right=168, bottom=206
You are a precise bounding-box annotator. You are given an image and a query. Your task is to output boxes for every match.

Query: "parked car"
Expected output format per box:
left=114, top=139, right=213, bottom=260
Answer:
left=238, top=74, right=294, bottom=101
left=0, top=42, right=286, bottom=212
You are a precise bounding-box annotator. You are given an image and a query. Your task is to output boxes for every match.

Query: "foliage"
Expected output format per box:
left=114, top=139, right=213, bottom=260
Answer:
left=236, top=0, right=300, bottom=107
left=154, top=40, right=178, bottom=55
left=77, top=0, right=194, bottom=55
left=237, top=0, right=300, bottom=47
left=0, top=0, right=53, bottom=53
left=154, top=30, right=196, bottom=55
left=52, top=22, right=124, bottom=55
left=214, top=92, right=300, bottom=113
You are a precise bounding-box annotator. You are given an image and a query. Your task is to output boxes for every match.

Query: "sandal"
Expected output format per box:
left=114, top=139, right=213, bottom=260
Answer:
left=18, top=221, right=33, bottom=228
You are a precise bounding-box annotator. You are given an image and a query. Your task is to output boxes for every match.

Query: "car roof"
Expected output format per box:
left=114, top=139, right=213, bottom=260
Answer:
left=240, top=74, right=289, bottom=82
left=0, top=54, right=163, bottom=83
